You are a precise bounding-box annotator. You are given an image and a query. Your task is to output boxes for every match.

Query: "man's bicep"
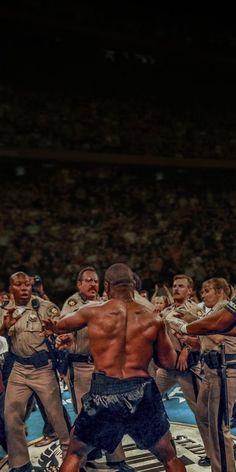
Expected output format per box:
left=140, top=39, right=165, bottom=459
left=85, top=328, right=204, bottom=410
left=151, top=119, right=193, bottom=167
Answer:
left=158, top=324, right=175, bottom=353
left=187, top=308, right=236, bottom=335
left=154, top=321, right=175, bottom=364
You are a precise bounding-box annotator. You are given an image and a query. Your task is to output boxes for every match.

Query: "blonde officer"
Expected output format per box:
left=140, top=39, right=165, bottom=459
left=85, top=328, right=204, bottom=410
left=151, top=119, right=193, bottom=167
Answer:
left=195, top=278, right=236, bottom=471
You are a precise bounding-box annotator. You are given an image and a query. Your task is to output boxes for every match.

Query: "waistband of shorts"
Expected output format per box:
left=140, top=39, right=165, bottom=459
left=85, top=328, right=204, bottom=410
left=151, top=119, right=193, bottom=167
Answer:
left=90, top=372, right=152, bottom=394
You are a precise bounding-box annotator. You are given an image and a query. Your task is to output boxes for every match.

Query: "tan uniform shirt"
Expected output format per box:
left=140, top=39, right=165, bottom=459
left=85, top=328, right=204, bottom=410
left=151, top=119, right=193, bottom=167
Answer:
left=162, top=299, right=203, bottom=351
left=61, top=292, right=99, bottom=355
left=0, top=296, right=60, bottom=357
left=200, top=300, right=236, bottom=355
left=134, top=291, right=155, bottom=311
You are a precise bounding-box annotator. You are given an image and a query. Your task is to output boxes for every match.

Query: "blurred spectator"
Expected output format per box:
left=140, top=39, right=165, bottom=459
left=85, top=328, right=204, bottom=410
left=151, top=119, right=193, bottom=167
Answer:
left=0, top=84, right=236, bottom=160
left=152, top=296, right=169, bottom=315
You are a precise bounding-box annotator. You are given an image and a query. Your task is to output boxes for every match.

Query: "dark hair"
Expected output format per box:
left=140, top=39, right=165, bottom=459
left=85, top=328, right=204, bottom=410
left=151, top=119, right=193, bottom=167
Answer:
left=77, top=266, right=98, bottom=282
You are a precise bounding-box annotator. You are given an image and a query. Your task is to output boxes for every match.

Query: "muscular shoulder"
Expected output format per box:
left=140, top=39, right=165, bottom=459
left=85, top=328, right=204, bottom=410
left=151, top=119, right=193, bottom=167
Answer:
left=74, top=300, right=110, bottom=319
left=106, top=298, right=153, bottom=316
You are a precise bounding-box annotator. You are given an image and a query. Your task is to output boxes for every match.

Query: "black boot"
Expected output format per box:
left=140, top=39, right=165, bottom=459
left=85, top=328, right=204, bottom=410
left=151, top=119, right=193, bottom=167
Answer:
left=198, top=456, right=211, bottom=467
left=106, top=461, right=135, bottom=472
left=87, top=447, right=103, bottom=461
left=10, top=462, right=32, bottom=472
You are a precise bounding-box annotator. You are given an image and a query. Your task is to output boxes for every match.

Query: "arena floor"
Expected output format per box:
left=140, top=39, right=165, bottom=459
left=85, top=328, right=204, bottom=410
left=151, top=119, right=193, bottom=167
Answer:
left=0, top=423, right=211, bottom=471
left=1, top=385, right=235, bottom=471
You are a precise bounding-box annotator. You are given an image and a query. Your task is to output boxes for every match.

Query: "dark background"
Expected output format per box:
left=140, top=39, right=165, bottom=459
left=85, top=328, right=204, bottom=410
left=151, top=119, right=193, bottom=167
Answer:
left=1, top=2, right=236, bottom=302
left=1, top=1, right=236, bottom=100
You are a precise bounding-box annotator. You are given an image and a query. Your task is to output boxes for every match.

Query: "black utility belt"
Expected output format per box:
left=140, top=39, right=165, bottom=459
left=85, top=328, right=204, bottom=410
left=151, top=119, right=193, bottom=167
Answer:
left=68, top=353, right=94, bottom=364
left=202, top=351, right=236, bottom=369
left=12, top=350, right=50, bottom=368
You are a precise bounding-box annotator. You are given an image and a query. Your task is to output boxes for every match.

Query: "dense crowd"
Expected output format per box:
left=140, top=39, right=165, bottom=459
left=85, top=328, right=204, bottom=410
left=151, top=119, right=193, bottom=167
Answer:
left=1, top=160, right=235, bottom=305
left=0, top=85, right=236, bottom=160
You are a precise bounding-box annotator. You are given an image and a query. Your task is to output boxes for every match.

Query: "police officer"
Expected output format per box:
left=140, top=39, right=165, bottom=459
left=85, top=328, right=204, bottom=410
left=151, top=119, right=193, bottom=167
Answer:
left=1, top=272, right=70, bottom=472
left=61, top=266, right=134, bottom=472
left=194, top=278, right=236, bottom=471
left=156, top=274, right=202, bottom=415
left=0, top=335, right=8, bottom=453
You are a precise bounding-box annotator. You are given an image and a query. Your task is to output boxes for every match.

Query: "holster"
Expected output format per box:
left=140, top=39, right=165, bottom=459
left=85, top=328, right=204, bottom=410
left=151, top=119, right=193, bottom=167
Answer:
left=202, top=351, right=236, bottom=369
left=187, top=351, right=201, bottom=369
left=202, top=351, right=221, bottom=369
left=56, top=349, right=70, bottom=375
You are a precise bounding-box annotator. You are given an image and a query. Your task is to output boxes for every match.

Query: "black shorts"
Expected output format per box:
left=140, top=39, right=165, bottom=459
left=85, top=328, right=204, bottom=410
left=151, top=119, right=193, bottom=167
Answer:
left=73, top=372, right=170, bottom=453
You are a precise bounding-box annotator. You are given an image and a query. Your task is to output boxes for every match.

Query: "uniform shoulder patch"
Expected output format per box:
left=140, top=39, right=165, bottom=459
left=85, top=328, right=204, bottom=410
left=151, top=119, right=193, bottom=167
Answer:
left=47, top=305, right=60, bottom=317
left=197, top=310, right=204, bottom=317
left=68, top=298, right=77, bottom=307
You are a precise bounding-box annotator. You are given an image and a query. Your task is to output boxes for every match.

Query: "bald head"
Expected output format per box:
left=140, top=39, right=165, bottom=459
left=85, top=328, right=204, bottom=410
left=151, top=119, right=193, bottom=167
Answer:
left=105, top=263, right=134, bottom=287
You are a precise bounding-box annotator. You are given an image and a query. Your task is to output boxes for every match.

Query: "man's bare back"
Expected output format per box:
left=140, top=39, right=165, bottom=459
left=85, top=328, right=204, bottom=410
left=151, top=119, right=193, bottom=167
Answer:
left=45, top=298, right=177, bottom=377
left=43, top=263, right=185, bottom=472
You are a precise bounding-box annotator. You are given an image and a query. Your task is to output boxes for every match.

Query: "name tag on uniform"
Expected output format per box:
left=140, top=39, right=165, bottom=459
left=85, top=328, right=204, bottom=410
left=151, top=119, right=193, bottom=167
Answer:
left=29, top=313, right=38, bottom=322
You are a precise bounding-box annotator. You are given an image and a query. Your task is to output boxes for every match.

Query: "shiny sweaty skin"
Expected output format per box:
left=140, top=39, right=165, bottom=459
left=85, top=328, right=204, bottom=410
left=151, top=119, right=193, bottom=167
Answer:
left=44, top=265, right=185, bottom=472
left=48, top=298, right=177, bottom=377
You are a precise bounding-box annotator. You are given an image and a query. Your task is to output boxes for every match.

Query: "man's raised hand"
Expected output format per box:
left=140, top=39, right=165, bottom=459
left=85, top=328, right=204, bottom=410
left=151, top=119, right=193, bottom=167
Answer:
left=42, top=318, right=58, bottom=336
left=3, top=308, right=21, bottom=330
left=56, top=333, right=74, bottom=350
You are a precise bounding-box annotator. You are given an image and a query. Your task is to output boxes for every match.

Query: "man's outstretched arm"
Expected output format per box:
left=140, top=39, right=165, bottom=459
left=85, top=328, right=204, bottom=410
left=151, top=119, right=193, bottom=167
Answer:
left=173, top=299, right=236, bottom=336
left=43, top=305, right=90, bottom=334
